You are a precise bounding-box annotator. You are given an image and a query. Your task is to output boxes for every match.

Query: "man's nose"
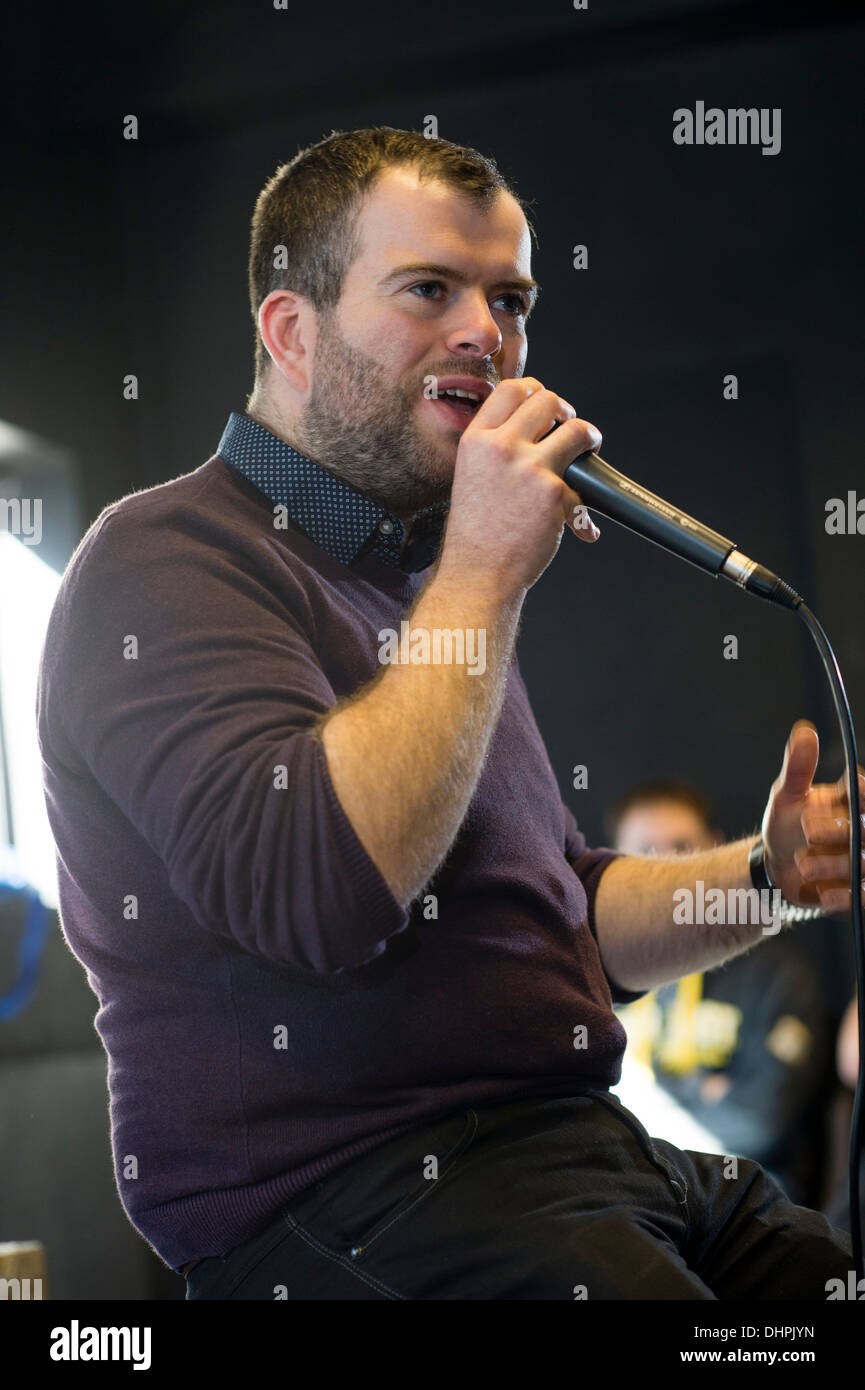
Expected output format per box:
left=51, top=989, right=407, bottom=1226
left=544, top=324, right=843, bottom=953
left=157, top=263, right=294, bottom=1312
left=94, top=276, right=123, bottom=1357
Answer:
left=443, top=293, right=502, bottom=359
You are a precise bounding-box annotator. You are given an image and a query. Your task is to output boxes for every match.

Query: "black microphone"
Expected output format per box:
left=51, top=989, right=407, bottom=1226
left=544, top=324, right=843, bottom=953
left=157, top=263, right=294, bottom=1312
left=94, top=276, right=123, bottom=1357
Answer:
left=564, top=449, right=802, bottom=610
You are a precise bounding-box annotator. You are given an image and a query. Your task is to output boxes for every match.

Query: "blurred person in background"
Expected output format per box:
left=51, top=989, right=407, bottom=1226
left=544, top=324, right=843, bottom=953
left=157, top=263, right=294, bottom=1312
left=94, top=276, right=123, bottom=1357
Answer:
left=823, top=993, right=863, bottom=1231
left=608, top=781, right=838, bottom=1207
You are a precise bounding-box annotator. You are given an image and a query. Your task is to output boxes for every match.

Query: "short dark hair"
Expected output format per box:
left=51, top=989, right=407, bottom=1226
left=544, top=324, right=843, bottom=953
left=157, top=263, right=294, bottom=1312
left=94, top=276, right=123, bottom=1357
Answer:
left=603, top=781, right=716, bottom=845
left=247, top=126, right=535, bottom=385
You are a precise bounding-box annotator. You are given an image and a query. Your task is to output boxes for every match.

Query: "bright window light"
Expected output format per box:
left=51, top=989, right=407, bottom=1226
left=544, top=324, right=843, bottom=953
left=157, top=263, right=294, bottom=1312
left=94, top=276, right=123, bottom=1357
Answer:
left=611, top=1050, right=726, bottom=1153
left=0, top=531, right=62, bottom=909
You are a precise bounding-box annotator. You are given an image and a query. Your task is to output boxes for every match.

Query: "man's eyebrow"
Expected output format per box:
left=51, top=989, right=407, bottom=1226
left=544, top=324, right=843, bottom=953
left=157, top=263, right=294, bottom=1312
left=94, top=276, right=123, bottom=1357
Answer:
left=379, top=262, right=540, bottom=304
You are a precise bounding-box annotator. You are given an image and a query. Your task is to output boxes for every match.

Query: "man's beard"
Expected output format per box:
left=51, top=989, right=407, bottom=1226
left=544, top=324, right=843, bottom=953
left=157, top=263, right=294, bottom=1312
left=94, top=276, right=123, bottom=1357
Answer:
left=292, top=313, right=482, bottom=515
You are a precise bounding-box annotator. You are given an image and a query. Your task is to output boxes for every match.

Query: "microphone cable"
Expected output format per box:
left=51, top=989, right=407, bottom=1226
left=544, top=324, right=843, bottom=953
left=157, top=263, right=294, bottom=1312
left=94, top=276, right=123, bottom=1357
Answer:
left=565, top=448, right=864, bottom=1280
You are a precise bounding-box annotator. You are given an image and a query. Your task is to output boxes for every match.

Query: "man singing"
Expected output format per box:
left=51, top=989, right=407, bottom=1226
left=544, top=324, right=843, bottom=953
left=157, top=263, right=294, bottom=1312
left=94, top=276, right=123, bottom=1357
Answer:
left=37, top=126, right=862, bottom=1299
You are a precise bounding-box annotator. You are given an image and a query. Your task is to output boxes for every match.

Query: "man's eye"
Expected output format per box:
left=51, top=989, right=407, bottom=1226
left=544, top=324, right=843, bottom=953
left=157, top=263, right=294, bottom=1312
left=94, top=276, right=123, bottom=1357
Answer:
left=407, top=282, right=528, bottom=316
left=493, top=293, right=529, bottom=317
left=409, top=281, right=446, bottom=300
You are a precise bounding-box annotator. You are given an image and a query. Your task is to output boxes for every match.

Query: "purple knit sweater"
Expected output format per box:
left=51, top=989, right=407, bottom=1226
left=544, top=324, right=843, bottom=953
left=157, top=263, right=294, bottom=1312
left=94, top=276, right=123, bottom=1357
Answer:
left=36, top=451, right=637, bottom=1270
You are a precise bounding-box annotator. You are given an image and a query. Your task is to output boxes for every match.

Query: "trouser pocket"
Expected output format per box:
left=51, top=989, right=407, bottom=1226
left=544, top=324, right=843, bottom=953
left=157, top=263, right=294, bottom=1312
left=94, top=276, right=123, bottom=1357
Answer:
left=288, top=1108, right=479, bottom=1262
left=185, top=1212, right=296, bottom=1300
left=585, top=1089, right=691, bottom=1214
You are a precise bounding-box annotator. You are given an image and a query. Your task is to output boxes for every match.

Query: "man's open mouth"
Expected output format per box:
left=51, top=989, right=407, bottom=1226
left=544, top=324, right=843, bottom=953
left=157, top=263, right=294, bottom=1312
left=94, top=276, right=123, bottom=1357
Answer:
left=426, top=384, right=490, bottom=427
left=436, top=387, right=483, bottom=414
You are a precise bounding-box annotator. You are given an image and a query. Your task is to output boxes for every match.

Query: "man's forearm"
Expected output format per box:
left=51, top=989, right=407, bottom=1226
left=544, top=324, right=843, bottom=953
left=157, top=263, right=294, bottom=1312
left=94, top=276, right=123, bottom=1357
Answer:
left=315, top=375, right=602, bottom=912
left=316, top=560, right=523, bottom=908
left=594, top=835, right=767, bottom=993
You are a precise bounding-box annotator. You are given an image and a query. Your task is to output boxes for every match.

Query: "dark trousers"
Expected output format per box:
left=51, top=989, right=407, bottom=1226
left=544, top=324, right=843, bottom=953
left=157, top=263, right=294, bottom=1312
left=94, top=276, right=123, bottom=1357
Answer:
left=184, top=1091, right=853, bottom=1300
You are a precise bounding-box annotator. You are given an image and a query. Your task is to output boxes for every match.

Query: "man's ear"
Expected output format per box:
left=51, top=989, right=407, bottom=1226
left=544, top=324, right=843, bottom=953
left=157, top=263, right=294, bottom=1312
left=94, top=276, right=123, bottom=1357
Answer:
left=257, top=288, right=317, bottom=397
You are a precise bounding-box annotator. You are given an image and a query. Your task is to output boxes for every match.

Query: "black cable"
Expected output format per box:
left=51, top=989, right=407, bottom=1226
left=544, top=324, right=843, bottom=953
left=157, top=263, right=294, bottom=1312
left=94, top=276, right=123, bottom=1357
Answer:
left=795, top=603, right=863, bottom=1282
left=561, top=440, right=865, bottom=1276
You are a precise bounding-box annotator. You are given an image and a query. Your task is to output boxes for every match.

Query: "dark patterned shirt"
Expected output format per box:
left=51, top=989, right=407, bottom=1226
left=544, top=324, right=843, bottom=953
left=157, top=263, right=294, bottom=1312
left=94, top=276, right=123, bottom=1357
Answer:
left=217, top=411, right=447, bottom=573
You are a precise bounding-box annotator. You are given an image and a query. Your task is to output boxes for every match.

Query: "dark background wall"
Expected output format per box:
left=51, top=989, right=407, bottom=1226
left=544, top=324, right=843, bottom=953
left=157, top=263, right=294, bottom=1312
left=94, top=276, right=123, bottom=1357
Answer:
left=4, top=0, right=863, bottom=847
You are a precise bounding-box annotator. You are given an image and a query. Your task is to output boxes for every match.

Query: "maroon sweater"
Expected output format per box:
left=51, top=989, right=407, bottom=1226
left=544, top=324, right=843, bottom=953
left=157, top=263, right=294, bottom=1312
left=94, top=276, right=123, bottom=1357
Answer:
left=36, top=442, right=638, bottom=1271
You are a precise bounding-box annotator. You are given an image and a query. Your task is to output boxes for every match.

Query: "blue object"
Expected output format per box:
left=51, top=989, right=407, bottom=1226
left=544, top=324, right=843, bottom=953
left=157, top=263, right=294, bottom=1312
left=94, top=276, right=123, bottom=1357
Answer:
left=0, top=845, right=50, bottom=1022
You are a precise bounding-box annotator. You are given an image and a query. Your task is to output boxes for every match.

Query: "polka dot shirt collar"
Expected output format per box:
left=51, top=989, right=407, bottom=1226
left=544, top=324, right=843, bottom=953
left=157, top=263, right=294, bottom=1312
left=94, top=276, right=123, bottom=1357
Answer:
left=216, top=412, right=447, bottom=574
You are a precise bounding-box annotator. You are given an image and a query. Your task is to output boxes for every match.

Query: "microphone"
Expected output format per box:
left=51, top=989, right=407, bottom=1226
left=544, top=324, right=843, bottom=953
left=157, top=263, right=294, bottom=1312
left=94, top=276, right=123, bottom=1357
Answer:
left=564, top=449, right=802, bottom=610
